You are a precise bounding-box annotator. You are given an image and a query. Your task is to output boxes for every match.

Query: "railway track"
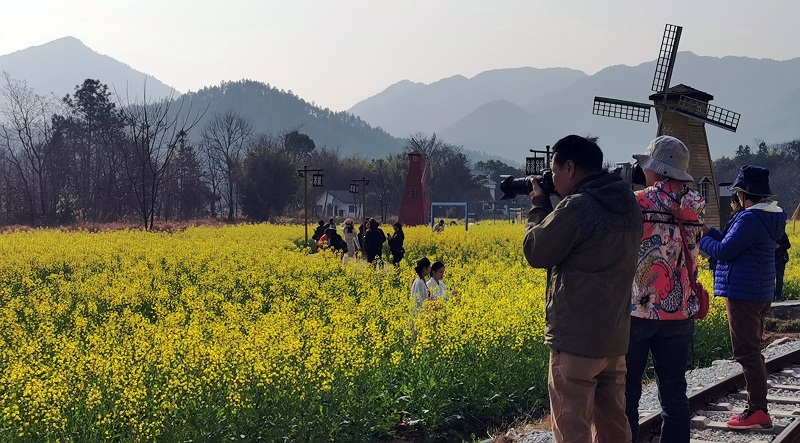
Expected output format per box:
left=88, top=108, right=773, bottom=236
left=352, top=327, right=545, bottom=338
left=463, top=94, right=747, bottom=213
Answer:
left=638, top=345, right=800, bottom=443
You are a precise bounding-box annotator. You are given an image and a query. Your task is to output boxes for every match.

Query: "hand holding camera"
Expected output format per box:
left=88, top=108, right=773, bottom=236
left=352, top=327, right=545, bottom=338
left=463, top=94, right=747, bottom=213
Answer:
left=499, top=169, right=556, bottom=200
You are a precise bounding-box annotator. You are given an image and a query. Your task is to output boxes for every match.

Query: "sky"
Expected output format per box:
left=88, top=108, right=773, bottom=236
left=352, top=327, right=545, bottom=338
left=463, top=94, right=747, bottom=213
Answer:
left=2, top=0, right=798, bottom=112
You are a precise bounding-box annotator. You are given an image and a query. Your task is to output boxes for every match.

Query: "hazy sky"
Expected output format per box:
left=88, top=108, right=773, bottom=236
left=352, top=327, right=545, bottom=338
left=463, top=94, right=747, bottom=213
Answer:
left=2, top=0, right=798, bottom=111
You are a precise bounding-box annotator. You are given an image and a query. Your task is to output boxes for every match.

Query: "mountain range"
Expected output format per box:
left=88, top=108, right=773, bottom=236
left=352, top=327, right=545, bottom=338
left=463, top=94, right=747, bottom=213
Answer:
left=350, top=53, right=800, bottom=162
left=2, top=37, right=799, bottom=163
left=0, top=37, right=404, bottom=158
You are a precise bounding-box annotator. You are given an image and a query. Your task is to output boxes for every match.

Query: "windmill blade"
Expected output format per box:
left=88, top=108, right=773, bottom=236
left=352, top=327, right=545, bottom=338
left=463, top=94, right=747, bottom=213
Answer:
left=593, top=96, right=652, bottom=123
left=674, top=95, right=741, bottom=132
left=652, top=24, right=682, bottom=93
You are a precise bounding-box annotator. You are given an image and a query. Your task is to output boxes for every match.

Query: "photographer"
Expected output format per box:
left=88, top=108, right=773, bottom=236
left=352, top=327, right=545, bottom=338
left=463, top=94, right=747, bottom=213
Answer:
left=523, top=135, right=642, bottom=443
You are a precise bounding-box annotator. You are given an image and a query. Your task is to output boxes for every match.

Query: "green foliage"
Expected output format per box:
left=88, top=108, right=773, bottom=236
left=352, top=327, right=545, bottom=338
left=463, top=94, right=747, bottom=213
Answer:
left=283, top=130, right=315, bottom=160
left=182, top=80, right=405, bottom=158
left=239, top=142, right=300, bottom=221
left=714, top=139, right=800, bottom=215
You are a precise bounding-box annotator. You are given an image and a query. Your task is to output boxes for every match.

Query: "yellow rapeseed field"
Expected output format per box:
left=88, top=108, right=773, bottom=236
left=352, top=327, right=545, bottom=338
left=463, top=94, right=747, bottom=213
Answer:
left=0, top=223, right=791, bottom=441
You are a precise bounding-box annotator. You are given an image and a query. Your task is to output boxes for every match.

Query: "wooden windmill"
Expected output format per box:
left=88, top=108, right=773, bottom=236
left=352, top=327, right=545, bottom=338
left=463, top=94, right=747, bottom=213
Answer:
left=592, top=24, right=741, bottom=228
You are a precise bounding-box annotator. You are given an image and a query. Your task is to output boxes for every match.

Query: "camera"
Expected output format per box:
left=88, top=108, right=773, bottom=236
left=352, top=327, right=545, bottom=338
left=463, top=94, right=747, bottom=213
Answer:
left=499, top=169, right=555, bottom=200
left=613, top=162, right=646, bottom=188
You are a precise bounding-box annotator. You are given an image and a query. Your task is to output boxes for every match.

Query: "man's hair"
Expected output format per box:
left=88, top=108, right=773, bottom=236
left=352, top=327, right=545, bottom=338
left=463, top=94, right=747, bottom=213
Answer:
left=551, top=135, right=603, bottom=173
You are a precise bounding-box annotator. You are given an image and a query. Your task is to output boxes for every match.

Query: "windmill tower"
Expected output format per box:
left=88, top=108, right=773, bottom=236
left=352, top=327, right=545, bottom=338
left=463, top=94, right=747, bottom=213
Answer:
left=398, top=151, right=431, bottom=226
left=592, top=24, right=741, bottom=229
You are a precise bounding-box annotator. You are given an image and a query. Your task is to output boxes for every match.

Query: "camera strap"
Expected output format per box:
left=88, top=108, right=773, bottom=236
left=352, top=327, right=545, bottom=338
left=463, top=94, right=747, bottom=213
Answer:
left=643, top=185, right=703, bottom=227
left=642, top=210, right=703, bottom=227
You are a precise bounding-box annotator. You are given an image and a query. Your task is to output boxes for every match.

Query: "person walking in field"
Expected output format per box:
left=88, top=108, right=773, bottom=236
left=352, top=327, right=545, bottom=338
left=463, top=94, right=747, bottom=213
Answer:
left=358, top=218, right=368, bottom=256
left=341, top=218, right=360, bottom=260
left=775, top=230, right=791, bottom=301
left=411, top=257, right=431, bottom=308
left=700, top=165, right=787, bottom=430
left=363, top=218, right=386, bottom=264
left=387, top=222, right=405, bottom=265
left=625, top=136, right=706, bottom=443
left=523, top=134, right=642, bottom=443
left=311, top=220, right=326, bottom=252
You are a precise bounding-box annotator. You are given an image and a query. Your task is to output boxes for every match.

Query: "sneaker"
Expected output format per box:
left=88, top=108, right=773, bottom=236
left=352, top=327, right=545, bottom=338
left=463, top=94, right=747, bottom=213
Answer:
left=727, top=409, right=772, bottom=429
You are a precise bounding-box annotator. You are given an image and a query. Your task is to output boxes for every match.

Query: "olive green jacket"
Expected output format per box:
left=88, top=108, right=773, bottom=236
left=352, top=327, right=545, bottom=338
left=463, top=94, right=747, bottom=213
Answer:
left=523, top=173, right=642, bottom=358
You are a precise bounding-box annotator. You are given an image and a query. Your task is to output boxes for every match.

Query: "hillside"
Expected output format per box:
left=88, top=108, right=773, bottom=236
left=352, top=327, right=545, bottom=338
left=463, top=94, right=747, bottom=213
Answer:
left=179, top=80, right=405, bottom=157
left=0, top=36, right=176, bottom=101
left=349, top=67, right=587, bottom=137
left=351, top=53, right=800, bottom=162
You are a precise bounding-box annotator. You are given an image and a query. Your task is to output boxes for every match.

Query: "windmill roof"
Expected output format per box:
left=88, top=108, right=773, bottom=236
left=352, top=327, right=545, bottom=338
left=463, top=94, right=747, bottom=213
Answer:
left=649, top=84, right=714, bottom=102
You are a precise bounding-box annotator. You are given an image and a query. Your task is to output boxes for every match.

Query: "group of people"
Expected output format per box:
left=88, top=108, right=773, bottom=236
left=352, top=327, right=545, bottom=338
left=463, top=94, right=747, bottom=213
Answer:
left=312, top=217, right=405, bottom=265
left=410, top=257, right=457, bottom=308
left=523, top=134, right=790, bottom=442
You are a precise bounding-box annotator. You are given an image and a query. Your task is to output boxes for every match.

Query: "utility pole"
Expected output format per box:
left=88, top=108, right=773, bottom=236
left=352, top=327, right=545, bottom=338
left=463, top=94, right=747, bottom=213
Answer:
left=297, top=165, right=324, bottom=248
left=350, top=176, right=370, bottom=220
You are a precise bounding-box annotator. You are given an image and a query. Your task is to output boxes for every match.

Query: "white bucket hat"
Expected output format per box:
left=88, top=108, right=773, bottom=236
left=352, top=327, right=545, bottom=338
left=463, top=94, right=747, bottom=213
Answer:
left=632, top=135, right=693, bottom=182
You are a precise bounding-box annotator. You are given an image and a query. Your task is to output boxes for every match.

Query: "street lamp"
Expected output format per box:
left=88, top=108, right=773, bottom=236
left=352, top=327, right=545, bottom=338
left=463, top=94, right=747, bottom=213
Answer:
left=527, top=145, right=551, bottom=175
left=297, top=165, right=324, bottom=248
left=350, top=176, right=370, bottom=220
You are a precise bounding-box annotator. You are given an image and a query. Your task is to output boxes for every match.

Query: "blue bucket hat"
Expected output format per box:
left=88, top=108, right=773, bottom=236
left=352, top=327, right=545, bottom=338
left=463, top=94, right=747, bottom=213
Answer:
left=728, top=165, right=773, bottom=197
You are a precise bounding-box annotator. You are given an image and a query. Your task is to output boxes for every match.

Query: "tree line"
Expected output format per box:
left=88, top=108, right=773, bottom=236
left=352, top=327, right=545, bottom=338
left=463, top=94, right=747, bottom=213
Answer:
left=713, top=139, right=800, bottom=219
left=0, top=75, right=491, bottom=229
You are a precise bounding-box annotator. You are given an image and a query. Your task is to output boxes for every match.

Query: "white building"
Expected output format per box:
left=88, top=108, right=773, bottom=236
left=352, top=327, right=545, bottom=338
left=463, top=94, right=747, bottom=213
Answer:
left=315, top=190, right=363, bottom=218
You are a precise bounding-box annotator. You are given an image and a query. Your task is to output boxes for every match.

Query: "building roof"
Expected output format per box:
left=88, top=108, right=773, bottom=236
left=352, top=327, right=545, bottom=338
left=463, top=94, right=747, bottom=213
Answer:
left=649, top=84, right=714, bottom=102
left=318, top=190, right=361, bottom=204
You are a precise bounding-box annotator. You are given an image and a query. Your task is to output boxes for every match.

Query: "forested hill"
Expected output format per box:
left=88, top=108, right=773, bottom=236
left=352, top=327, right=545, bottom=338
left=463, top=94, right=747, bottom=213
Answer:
left=179, top=80, right=405, bottom=157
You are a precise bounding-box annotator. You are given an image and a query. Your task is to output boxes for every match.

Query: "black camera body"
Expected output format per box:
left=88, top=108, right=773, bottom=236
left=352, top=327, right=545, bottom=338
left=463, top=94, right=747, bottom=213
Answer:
left=499, top=169, right=555, bottom=200
left=613, top=162, right=646, bottom=188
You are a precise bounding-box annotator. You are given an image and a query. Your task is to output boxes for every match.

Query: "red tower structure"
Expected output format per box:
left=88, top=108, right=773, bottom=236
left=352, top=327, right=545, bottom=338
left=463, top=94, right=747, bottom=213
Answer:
left=398, top=151, right=431, bottom=226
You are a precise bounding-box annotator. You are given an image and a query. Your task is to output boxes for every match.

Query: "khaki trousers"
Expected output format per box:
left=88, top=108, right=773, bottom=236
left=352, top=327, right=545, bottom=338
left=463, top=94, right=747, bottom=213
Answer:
left=549, top=350, right=631, bottom=443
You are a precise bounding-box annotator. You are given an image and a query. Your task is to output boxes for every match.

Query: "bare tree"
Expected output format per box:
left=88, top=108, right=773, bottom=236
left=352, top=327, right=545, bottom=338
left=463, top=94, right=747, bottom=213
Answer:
left=117, top=89, right=205, bottom=230
left=201, top=110, right=254, bottom=221
left=200, top=140, right=223, bottom=218
left=0, top=72, right=58, bottom=224
left=369, top=154, right=406, bottom=221
left=405, top=132, right=454, bottom=190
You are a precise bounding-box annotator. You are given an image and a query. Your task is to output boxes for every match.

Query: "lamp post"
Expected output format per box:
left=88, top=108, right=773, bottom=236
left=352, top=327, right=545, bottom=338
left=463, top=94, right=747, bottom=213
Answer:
left=350, top=176, right=370, bottom=220
left=297, top=165, right=324, bottom=248
left=527, top=145, right=551, bottom=175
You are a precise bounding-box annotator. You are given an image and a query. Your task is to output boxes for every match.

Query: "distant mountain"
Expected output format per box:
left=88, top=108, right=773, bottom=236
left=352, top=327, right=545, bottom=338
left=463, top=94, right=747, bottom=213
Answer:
left=439, top=100, right=558, bottom=155
left=178, top=80, right=405, bottom=157
left=351, top=53, right=800, bottom=162
left=349, top=67, right=587, bottom=137
left=0, top=38, right=404, bottom=159
left=0, top=36, right=177, bottom=101
left=520, top=52, right=800, bottom=161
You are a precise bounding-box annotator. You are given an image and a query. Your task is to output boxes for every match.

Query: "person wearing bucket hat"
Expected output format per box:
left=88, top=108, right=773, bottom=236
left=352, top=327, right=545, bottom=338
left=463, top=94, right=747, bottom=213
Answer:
left=625, top=135, right=706, bottom=442
left=700, top=164, right=788, bottom=429
left=632, top=135, right=694, bottom=182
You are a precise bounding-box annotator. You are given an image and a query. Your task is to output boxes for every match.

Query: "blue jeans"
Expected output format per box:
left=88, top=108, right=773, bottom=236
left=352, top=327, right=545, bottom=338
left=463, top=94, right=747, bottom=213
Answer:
left=625, top=317, right=694, bottom=443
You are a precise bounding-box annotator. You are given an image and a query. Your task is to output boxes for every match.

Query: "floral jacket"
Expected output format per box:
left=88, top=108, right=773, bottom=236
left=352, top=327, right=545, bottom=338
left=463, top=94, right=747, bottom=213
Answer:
left=631, top=179, right=705, bottom=320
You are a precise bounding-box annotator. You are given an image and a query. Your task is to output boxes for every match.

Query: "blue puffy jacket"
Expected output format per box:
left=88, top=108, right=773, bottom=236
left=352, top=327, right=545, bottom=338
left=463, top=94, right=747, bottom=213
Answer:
left=700, top=201, right=787, bottom=302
